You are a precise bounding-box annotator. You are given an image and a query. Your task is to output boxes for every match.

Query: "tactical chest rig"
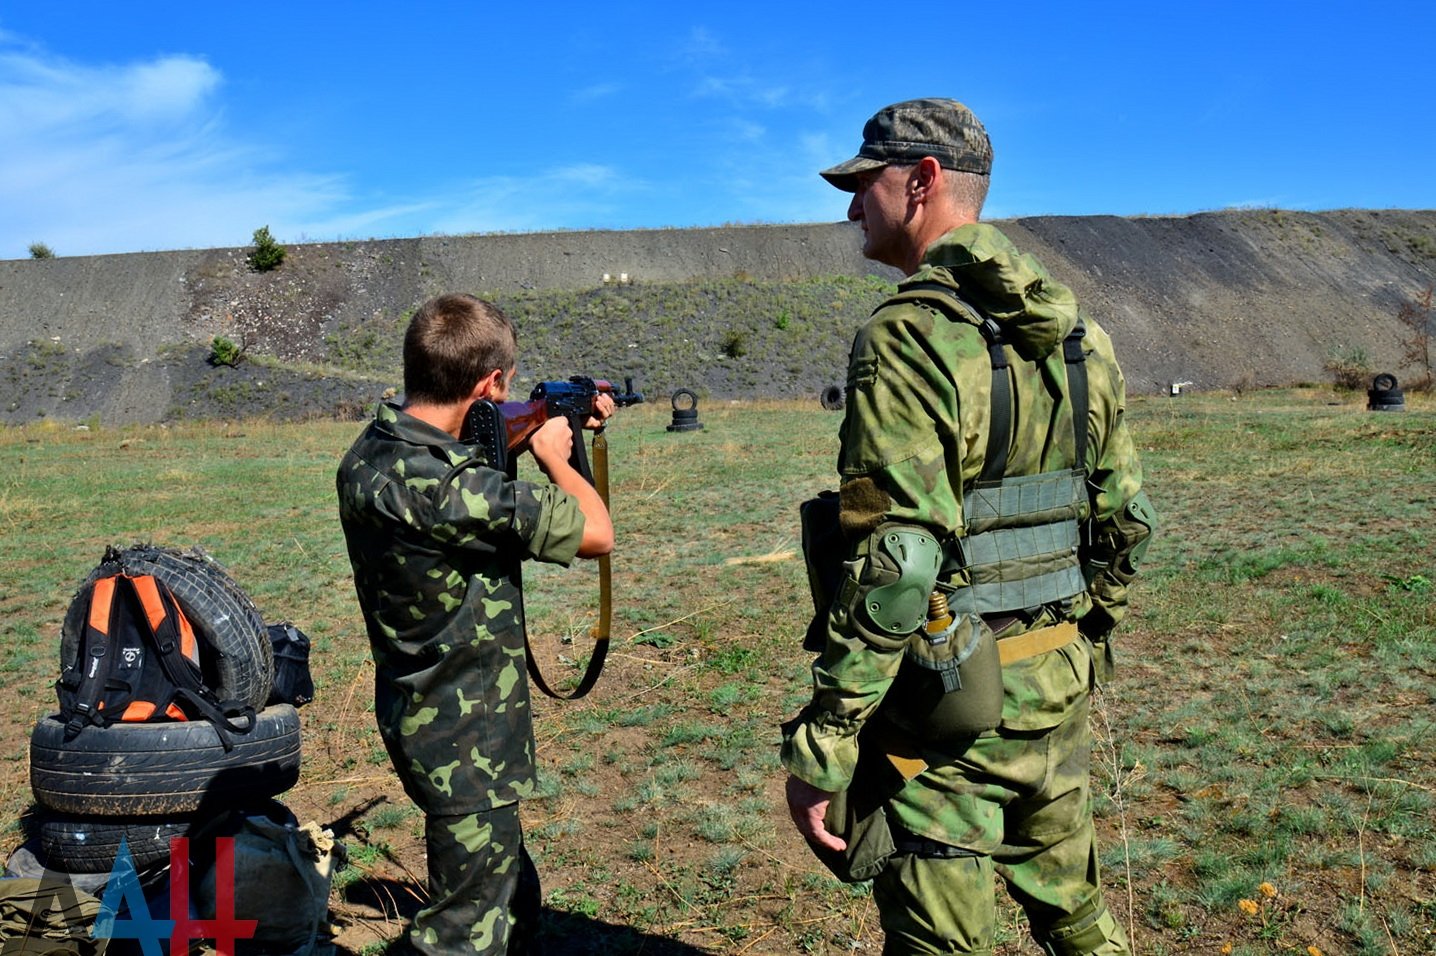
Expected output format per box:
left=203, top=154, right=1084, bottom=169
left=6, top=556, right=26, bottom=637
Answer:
left=877, top=282, right=1091, bottom=740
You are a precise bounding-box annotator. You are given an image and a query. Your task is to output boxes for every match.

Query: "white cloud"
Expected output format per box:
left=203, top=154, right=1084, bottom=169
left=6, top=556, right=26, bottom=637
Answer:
left=426, top=163, right=650, bottom=234
left=571, top=81, right=623, bottom=103
left=0, top=40, right=373, bottom=257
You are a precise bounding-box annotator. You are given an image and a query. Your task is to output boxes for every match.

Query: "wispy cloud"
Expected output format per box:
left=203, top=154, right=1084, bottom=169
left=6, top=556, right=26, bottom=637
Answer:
left=680, top=26, right=727, bottom=61
left=571, top=81, right=623, bottom=104
left=0, top=39, right=370, bottom=256
left=426, top=163, right=652, bottom=234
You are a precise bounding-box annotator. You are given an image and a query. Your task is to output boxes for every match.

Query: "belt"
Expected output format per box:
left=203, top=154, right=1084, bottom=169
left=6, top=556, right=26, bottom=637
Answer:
left=996, top=620, right=1080, bottom=665
left=890, top=823, right=980, bottom=859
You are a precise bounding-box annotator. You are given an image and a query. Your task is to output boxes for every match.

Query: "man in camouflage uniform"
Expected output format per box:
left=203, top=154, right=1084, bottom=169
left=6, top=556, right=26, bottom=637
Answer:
left=782, top=99, right=1155, bottom=955
left=337, top=293, right=614, bottom=955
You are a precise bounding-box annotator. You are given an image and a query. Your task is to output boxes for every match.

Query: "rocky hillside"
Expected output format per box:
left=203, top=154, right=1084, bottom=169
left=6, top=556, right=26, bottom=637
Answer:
left=0, top=210, right=1432, bottom=424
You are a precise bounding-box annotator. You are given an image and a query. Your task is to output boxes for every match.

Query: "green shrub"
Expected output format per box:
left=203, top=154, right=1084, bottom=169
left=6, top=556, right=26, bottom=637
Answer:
left=720, top=329, right=747, bottom=359
left=28, top=242, right=54, bottom=260
left=1322, top=344, right=1370, bottom=390
left=247, top=226, right=286, bottom=272
left=208, top=335, right=245, bottom=367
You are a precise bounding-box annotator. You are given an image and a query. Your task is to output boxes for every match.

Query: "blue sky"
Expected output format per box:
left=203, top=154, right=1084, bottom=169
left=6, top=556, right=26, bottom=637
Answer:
left=2, top=1, right=1433, bottom=259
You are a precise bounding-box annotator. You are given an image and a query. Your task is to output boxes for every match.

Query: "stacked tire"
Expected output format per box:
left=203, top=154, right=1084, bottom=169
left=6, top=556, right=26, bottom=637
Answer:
left=10, top=545, right=302, bottom=888
left=666, top=388, right=704, bottom=432
left=1367, top=373, right=1406, bottom=412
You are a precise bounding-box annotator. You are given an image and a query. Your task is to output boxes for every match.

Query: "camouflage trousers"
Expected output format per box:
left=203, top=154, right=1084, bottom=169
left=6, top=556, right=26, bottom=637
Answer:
left=406, top=802, right=541, bottom=956
left=873, top=693, right=1129, bottom=955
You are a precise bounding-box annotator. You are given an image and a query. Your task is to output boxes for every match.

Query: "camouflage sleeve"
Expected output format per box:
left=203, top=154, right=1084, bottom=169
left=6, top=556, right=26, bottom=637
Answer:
left=783, top=306, right=967, bottom=792
left=835, top=304, right=969, bottom=539
left=781, top=619, right=903, bottom=791
left=1079, top=320, right=1156, bottom=647
left=427, top=464, right=585, bottom=567
left=520, top=482, right=586, bottom=566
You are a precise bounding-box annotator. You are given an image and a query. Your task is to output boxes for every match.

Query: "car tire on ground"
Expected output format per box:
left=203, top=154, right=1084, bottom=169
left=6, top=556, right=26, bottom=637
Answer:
left=61, top=544, right=274, bottom=710
left=38, top=810, right=192, bottom=873
left=29, top=704, right=301, bottom=816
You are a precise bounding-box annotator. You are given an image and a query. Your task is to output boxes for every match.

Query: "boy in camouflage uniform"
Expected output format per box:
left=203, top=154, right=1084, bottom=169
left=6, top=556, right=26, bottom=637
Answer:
left=337, top=293, right=614, bottom=955
left=782, top=100, right=1155, bottom=955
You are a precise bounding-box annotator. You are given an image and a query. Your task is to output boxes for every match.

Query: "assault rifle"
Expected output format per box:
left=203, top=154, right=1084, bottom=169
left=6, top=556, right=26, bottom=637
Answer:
left=459, top=375, right=643, bottom=701
left=461, top=376, right=644, bottom=482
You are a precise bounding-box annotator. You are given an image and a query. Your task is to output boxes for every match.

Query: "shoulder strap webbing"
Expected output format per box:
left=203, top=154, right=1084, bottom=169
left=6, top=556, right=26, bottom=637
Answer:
left=881, top=282, right=1089, bottom=478
left=1063, top=323, right=1089, bottom=468
left=62, top=576, right=120, bottom=737
left=131, top=575, right=256, bottom=749
left=884, top=282, right=1012, bottom=482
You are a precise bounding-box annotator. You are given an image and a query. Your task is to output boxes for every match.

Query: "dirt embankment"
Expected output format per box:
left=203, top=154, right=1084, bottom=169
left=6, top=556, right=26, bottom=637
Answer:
left=0, top=210, right=1432, bottom=424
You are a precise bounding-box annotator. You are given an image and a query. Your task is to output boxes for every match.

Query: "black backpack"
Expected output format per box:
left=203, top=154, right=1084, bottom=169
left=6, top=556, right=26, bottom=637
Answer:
left=56, top=572, right=255, bottom=747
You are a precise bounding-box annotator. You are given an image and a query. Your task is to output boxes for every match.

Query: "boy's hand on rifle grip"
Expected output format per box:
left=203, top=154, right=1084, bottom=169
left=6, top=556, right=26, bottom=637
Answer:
left=529, top=416, right=575, bottom=478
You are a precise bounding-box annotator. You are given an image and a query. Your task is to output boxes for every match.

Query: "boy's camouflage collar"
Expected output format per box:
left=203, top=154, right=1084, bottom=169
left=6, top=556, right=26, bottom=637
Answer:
left=374, top=401, right=459, bottom=447
left=906, top=222, right=1080, bottom=361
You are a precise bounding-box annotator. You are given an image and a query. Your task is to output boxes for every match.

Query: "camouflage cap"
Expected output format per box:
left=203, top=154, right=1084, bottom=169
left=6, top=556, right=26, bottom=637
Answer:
left=820, top=98, right=992, bottom=191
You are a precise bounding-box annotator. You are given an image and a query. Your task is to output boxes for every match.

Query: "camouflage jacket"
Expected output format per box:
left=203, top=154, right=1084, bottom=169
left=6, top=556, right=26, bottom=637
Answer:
left=784, top=222, right=1150, bottom=794
left=337, top=402, right=586, bottom=814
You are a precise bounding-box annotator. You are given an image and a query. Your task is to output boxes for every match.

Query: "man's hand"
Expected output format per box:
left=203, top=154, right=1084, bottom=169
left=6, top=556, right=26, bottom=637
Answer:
left=785, top=774, right=846, bottom=852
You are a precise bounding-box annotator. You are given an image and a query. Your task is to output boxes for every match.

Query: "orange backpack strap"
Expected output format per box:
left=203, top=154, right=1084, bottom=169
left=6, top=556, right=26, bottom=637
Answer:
left=61, top=576, right=121, bottom=736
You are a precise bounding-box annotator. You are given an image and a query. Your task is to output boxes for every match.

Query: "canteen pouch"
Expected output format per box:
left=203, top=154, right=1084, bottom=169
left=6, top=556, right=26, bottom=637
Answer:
left=885, top=609, right=1003, bottom=742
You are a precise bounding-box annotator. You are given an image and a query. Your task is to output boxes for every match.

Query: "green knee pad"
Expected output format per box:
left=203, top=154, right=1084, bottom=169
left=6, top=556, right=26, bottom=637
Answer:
left=1037, top=898, right=1129, bottom=956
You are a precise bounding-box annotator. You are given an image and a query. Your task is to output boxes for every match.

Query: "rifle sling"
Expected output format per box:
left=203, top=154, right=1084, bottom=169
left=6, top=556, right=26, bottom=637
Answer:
left=524, top=430, right=611, bottom=700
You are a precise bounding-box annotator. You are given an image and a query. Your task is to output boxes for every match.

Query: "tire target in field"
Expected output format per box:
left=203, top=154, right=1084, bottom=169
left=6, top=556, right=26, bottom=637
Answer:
left=1367, top=372, right=1406, bottom=412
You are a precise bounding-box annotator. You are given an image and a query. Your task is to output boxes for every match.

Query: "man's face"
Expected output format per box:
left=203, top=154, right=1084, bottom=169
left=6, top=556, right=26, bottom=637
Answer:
left=847, top=165, right=913, bottom=269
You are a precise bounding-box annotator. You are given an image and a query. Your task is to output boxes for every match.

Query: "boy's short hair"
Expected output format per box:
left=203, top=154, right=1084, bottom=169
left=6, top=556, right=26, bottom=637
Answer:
left=403, top=294, right=517, bottom=405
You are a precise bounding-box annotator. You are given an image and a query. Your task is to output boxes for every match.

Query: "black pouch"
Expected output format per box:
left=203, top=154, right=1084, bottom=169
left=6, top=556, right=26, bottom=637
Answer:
left=799, top=491, right=845, bottom=653
left=798, top=722, right=917, bottom=884
left=266, top=622, right=315, bottom=707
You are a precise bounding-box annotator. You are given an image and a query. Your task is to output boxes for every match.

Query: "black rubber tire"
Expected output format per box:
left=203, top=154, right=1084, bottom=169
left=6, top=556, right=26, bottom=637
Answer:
left=670, top=388, right=699, bottom=412
left=61, top=544, right=273, bottom=710
left=5, top=839, right=113, bottom=896
left=819, top=385, right=845, bottom=410
left=38, top=809, right=192, bottom=873
left=1371, top=373, right=1399, bottom=392
left=29, top=704, right=301, bottom=816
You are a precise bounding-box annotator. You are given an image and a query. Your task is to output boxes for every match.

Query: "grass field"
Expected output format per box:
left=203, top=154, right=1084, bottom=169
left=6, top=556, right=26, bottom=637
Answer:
left=0, top=390, right=1432, bottom=954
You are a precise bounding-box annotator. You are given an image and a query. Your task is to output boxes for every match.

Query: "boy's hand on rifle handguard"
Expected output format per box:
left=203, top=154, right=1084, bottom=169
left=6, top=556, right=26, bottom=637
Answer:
left=586, top=392, right=616, bottom=430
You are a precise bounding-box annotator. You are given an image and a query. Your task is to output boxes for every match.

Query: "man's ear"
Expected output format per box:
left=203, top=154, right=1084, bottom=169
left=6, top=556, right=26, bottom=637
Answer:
left=911, top=156, right=943, bottom=201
